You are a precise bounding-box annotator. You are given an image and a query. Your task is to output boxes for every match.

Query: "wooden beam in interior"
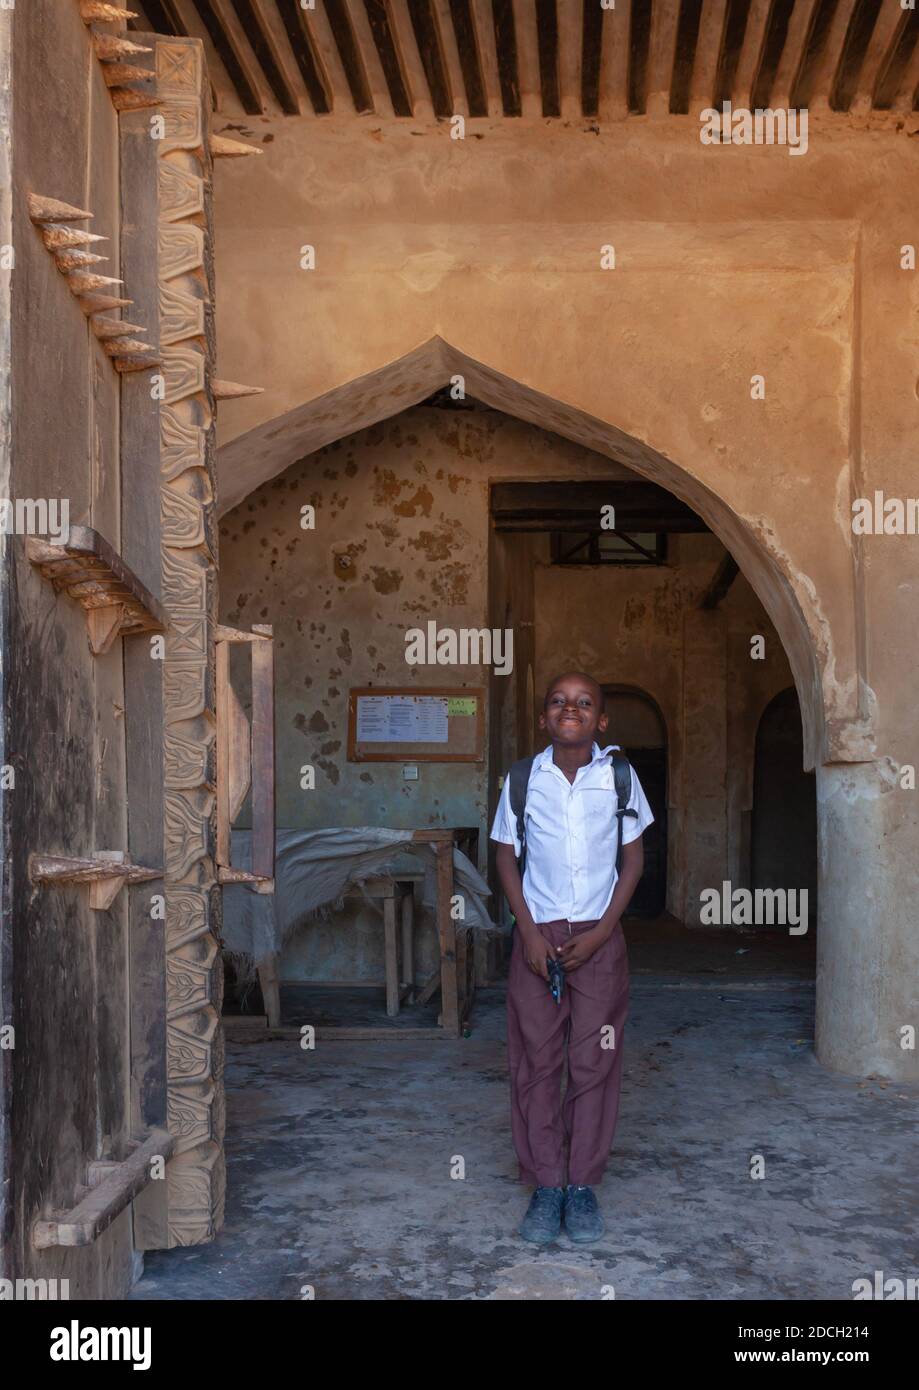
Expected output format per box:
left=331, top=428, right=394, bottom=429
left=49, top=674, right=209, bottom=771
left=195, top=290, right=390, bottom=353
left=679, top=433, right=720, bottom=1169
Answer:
left=890, top=10, right=919, bottom=111
left=230, top=0, right=300, bottom=113
left=449, top=0, right=488, bottom=115
left=849, top=0, right=907, bottom=112
left=646, top=0, right=682, bottom=115
left=512, top=0, right=544, bottom=115
left=492, top=0, right=522, bottom=114
left=699, top=553, right=739, bottom=608
left=470, top=0, right=503, bottom=115
left=670, top=0, right=705, bottom=112
left=628, top=0, right=653, bottom=112
left=557, top=0, right=582, bottom=120
left=599, top=0, right=631, bottom=119
left=535, top=0, right=560, bottom=116
left=363, top=0, right=414, bottom=115
left=581, top=0, right=605, bottom=116
left=275, top=0, right=333, bottom=112
left=407, top=0, right=454, bottom=116
left=750, top=0, right=796, bottom=108
left=789, top=0, right=845, bottom=110
left=323, top=0, right=374, bottom=112
left=772, top=0, right=819, bottom=105
left=135, top=0, right=184, bottom=32
left=733, top=0, right=773, bottom=108
left=690, top=0, right=729, bottom=109
left=713, top=0, right=754, bottom=109
left=190, top=0, right=264, bottom=112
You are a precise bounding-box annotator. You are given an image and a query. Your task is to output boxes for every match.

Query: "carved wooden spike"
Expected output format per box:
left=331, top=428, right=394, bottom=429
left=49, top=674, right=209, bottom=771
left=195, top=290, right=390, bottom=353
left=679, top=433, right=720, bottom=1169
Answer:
left=77, top=294, right=133, bottom=315
left=112, top=353, right=161, bottom=374
left=101, top=337, right=154, bottom=358
left=102, top=62, right=154, bottom=87
left=27, top=192, right=93, bottom=224
left=91, top=316, right=148, bottom=340
left=53, top=249, right=109, bottom=271
left=80, top=2, right=138, bottom=20
left=41, top=225, right=108, bottom=251
left=211, top=135, right=263, bottom=159
left=211, top=379, right=264, bottom=400
left=67, top=271, right=124, bottom=294
left=109, top=89, right=161, bottom=112
left=91, top=33, right=151, bottom=60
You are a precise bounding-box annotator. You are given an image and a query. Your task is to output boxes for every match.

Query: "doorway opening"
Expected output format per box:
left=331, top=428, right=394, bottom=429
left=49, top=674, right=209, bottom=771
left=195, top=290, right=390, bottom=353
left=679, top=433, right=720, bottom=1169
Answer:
left=602, top=686, right=667, bottom=918
left=752, top=686, right=818, bottom=929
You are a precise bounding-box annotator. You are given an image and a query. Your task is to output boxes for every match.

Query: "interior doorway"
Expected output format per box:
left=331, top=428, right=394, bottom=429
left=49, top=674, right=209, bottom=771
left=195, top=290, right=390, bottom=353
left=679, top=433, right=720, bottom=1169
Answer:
left=752, top=686, right=818, bottom=927
left=602, top=686, right=668, bottom=918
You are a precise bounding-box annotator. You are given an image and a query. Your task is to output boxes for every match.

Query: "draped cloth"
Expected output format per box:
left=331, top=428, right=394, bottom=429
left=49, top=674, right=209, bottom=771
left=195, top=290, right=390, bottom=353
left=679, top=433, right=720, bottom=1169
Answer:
left=221, top=827, right=497, bottom=980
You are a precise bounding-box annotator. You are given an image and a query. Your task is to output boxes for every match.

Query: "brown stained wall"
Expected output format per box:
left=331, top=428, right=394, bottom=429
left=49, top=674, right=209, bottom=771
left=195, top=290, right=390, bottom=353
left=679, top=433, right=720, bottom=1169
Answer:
left=219, top=406, right=794, bottom=971
left=7, top=6, right=132, bottom=1295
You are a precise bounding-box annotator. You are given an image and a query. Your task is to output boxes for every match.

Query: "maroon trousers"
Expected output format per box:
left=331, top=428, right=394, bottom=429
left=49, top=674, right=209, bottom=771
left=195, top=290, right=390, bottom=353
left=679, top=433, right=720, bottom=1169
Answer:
left=506, top=918, right=630, bottom=1188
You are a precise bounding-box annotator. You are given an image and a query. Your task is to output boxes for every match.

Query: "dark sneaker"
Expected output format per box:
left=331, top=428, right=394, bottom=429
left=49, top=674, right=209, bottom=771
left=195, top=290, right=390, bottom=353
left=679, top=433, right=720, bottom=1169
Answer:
left=519, top=1186, right=565, bottom=1244
left=564, top=1185, right=604, bottom=1243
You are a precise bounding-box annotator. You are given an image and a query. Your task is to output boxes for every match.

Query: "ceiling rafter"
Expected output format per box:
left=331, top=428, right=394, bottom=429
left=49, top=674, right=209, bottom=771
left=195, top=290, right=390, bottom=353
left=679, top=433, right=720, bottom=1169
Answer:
left=127, top=0, right=919, bottom=121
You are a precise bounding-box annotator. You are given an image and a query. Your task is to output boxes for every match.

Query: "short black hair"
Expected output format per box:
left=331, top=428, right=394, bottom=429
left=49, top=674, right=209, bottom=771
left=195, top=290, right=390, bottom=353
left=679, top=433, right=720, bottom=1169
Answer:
left=543, top=671, right=605, bottom=710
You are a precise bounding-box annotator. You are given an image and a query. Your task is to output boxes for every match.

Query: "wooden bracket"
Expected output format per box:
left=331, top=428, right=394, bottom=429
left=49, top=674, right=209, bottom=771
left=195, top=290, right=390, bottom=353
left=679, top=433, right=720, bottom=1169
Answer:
left=29, top=851, right=162, bottom=910
left=32, top=1128, right=174, bottom=1249
left=27, top=527, right=167, bottom=655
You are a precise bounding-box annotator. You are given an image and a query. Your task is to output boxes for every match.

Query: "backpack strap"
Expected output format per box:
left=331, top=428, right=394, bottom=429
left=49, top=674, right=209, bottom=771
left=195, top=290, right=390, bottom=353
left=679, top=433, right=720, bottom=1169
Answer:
left=612, top=751, right=639, bottom=875
left=508, top=755, right=535, bottom=873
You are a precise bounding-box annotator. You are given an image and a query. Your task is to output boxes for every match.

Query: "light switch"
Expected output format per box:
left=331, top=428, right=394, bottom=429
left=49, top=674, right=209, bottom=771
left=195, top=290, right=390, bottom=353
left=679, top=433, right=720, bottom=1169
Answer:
left=403, top=764, right=418, bottom=780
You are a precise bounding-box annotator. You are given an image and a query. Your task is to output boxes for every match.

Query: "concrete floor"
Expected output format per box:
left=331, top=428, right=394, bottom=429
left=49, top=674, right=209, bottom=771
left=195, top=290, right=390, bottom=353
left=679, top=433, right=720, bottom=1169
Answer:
left=131, top=924, right=918, bottom=1301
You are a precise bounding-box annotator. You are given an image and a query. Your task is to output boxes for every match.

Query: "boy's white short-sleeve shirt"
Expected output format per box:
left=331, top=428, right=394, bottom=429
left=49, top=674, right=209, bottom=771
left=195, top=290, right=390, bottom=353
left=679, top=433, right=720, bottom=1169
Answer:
left=490, top=742, right=654, bottom=924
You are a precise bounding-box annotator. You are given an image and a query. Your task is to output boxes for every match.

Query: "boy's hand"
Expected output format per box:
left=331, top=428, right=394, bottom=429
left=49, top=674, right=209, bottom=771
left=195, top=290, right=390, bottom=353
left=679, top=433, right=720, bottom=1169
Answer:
left=519, top=925, right=556, bottom=981
left=557, top=926, right=605, bottom=973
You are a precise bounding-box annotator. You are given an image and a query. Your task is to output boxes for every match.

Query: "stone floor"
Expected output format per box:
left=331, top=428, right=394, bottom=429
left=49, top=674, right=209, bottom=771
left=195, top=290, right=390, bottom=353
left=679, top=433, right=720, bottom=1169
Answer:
left=131, top=924, right=918, bottom=1301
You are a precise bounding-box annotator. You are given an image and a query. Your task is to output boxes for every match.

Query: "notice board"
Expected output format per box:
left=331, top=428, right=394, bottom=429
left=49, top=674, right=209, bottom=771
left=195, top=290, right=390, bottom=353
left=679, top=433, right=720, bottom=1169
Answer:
left=347, top=687, right=485, bottom=762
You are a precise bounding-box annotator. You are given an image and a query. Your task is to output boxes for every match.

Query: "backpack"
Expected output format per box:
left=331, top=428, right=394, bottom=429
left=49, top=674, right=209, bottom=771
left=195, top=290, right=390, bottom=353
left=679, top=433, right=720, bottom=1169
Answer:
left=508, top=750, right=638, bottom=878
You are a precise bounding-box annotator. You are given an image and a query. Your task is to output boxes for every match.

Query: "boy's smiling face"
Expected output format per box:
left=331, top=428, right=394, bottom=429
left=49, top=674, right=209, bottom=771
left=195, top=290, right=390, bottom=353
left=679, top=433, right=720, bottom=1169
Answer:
left=540, top=672, right=608, bottom=749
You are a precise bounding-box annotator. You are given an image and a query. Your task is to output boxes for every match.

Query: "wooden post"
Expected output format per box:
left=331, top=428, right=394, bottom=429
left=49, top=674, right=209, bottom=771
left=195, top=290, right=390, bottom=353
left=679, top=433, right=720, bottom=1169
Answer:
left=400, top=886, right=414, bottom=1000
left=435, top=839, right=459, bottom=1036
left=383, top=891, right=399, bottom=1018
left=250, top=626, right=275, bottom=880
left=256, top=952, right=281, bottom=1029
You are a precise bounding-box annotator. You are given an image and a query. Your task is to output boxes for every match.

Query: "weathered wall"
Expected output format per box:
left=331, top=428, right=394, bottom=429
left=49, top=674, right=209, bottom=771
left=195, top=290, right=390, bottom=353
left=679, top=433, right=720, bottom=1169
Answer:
left=220, top=405, right=796, bottom=971
left=211, top=111, right=919, bottom=1077
left=7, top=2, right=133, bottom=1296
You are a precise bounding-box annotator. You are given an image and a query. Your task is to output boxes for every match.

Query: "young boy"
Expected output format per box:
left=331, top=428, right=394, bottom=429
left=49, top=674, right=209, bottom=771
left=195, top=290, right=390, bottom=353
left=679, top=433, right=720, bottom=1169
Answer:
left=490, top=672, right=654, bottom=1245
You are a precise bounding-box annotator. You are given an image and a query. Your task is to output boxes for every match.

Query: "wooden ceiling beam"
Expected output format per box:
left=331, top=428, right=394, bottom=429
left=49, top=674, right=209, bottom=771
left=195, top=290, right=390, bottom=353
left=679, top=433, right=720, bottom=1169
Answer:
left=188, top=0, right=265, bottom=113
left=890, top=12, right=919, bottom=112
left=599, top=0, right=631, bottom=118
left=363, top=0, right=414, bottom=115
left=275, top=0, right=332, bottom=112
left=646, top=0, right=682, bottom=115
left=690, top=0, right=729, bottom=109
left=511, top=0, right=544, bottom=115
left=850, top=0, right=908, bottom=113
left=448, top=0, right=488, bottom=116
left=492, top=0, right=523, bottom=115
left=230, top=0, right=300, bottom=113
left=750, top=0, right=796, bottom=109
left=535, top=0, right=560, bottom=117
left=470, top=0, right=504, bottom=116
left=407, top=0, right=454, bottom=117
left=323, top=0, right=375, bottom=112
left=733, top=0, right=773, bottom=109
